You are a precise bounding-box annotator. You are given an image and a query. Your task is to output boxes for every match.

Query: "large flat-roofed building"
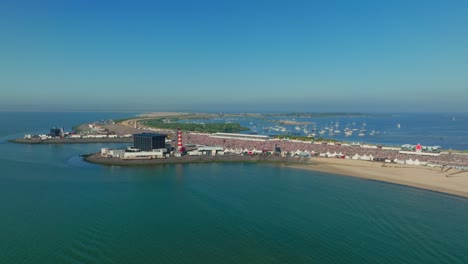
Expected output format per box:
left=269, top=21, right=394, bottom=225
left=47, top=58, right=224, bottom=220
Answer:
left=134, top=133, right=167, bottom=151
left=49, top=127, right=64, bottom=138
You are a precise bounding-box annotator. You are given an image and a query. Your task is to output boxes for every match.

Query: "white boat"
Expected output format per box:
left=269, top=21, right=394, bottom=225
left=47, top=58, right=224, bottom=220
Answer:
left=397, top=123, right=401, bottom=129
left=358, top=132, right=365, bottom=137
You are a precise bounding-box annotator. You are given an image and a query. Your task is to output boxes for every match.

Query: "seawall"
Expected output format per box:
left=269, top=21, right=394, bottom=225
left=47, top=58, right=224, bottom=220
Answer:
left=84, top=153, right=312, bottom=166
left=9, top=138, right=134, bottom=144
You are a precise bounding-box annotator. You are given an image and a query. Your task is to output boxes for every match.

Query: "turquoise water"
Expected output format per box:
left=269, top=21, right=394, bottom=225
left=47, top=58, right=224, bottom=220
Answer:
left=1, top=112, right=468, bottom=263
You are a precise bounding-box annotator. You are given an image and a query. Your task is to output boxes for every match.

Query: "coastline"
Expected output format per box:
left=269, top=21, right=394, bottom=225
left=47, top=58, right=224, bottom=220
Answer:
left=9, top=138, right=133, bottom=144
left=285, top=158, right=468, bottom=199
left=84, top=153, right=311, bottom=166
left=85, top=153, right=468, bottom=198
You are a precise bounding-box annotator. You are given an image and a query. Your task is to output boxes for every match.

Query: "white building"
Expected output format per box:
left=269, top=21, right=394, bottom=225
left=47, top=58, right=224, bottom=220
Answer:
left=123, top=148, right=167, bottom=159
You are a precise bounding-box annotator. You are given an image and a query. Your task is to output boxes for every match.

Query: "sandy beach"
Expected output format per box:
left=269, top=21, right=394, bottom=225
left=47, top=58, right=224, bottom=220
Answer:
left=287, top=158, right=468, bottom=198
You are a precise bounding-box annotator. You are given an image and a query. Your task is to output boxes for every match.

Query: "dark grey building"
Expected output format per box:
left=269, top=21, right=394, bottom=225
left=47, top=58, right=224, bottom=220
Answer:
left=133, top=133, right=167, bottom=151
left=50, top=127, right=64, bottom=138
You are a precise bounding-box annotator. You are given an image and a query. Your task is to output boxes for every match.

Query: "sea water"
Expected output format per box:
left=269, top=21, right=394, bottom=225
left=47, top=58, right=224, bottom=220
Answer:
left=185, top=112, right=468, bottom=150
left=0, top=112, right=467, bottom=263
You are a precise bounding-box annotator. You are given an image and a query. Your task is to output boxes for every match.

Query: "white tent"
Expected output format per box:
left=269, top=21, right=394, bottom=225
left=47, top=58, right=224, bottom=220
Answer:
left=360, top=155, right=371, bottom=161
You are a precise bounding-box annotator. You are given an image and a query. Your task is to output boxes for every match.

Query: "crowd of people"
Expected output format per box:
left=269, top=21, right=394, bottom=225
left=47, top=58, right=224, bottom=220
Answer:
left=103, top=120, right=468, bottom=170
left=182, top=132, right=468, bottom=169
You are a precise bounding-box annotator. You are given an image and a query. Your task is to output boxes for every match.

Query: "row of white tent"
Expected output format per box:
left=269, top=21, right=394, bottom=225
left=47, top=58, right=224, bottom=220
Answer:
left=222, top=148, right=431, bottom=166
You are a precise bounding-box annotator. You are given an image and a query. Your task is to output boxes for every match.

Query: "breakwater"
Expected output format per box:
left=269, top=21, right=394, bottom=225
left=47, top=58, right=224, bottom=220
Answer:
left=9, top=137, right=133, bottom=144
left=84, top=153, right=312, bottom=166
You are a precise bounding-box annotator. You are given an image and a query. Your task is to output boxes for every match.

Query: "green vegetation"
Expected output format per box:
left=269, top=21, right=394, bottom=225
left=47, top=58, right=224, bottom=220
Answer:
left=72, top=124, right=89, bottom=133
left=142, top=118, right=249, bottom=133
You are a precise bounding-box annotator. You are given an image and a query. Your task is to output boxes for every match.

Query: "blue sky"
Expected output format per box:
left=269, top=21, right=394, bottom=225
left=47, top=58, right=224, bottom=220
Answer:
left=1, top=0, right=467, bottom=112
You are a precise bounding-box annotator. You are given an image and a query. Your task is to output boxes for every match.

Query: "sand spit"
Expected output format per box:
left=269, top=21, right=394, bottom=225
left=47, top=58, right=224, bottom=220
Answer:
left=137, top=112, right=189, bottom=117
left=85, top=154, right=468, bottom=198
left=286, top=158, right=468, bottom=198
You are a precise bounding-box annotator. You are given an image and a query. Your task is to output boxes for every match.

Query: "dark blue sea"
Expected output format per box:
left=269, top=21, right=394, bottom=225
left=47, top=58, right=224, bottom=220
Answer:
left=1, top=112, right=467, bottom=263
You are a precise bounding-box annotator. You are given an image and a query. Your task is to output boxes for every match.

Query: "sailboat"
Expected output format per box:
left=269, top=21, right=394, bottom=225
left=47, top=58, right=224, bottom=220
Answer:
left=344, top=127, right=353, bottom=136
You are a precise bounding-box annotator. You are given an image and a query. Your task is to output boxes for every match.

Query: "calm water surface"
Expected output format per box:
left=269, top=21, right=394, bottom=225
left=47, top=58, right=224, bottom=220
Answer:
left=0, top=112, right=467, bottom=263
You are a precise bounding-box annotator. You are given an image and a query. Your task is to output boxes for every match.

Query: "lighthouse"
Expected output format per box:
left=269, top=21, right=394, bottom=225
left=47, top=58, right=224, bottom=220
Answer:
left=177, top=128, right=183, bottom=152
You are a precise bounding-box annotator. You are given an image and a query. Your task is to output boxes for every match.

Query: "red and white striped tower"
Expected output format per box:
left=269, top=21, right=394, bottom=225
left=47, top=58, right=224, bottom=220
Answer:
left=177, top=128, right=183, bottom=151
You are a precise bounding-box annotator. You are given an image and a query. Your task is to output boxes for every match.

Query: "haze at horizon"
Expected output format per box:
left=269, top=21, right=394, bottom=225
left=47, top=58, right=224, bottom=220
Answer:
left=1, top=0, right=467, bottom=112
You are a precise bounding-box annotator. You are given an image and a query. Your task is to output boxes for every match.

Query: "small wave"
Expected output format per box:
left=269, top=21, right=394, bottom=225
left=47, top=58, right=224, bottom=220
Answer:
left=66, top=155, right=98, bottom=168
left=58, top=217, right=114, bottom=264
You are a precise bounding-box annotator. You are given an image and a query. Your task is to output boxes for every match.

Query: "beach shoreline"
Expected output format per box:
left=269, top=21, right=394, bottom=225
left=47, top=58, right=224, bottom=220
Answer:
left=285, top=158, right=468, bottom=199
left=84, top=153, right=468, bottom=199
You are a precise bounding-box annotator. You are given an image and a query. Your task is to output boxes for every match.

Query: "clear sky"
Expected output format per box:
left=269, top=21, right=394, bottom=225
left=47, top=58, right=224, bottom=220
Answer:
left=1, top=0, right=467, bottom=112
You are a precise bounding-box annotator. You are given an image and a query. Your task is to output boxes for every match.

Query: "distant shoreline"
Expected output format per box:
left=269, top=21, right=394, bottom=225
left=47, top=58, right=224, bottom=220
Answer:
left=84, top=153, right=468, bottom=199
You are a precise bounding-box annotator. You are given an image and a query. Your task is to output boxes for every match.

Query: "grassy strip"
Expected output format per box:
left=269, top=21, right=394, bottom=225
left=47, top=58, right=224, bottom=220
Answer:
left=141, top=118, right=249, bottom=133
left=72, top=125, right=82, bottom=133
